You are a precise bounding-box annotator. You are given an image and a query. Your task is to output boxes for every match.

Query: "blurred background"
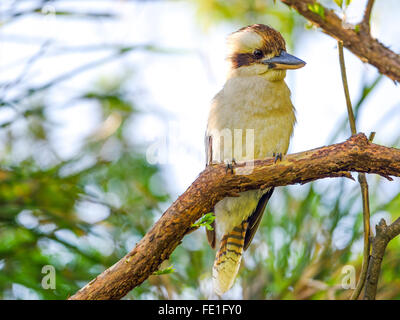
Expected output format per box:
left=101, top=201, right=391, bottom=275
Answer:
left=0, top=0, right=399, bottom=300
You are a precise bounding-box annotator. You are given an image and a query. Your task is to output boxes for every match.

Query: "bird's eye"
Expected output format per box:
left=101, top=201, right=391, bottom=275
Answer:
left=253, top=49, right=263, bottom=59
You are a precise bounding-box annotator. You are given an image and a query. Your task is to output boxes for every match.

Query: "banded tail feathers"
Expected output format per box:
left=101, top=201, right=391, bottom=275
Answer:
left=212, top=221, right=248, bottom=296
left=210, top=188, right=274, bottom=295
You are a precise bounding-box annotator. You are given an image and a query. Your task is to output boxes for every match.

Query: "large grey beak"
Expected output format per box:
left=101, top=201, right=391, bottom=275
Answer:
left=262, top=51, right=306, bottom=70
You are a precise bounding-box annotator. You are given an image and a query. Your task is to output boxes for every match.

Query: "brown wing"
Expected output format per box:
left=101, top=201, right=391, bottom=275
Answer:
left=206, top=220, right=216, bottom=249
left=244, top=187, right=274, bottom=251
left=205, top=135, right=216, bottom=249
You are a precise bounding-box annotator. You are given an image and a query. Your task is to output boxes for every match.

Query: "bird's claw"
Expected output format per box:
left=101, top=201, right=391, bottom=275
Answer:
left=273, top=152, right=282, bottom=163
left=225, top=158, right=237, bottom=174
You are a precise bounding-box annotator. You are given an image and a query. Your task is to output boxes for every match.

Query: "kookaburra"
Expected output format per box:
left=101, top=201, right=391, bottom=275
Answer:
left=205, top=24, right=305, bottom=295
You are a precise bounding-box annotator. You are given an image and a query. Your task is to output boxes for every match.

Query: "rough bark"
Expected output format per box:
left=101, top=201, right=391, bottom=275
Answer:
left=69, top=133, right=400, bottom=300
left=280, top=0, right=400, bottom=82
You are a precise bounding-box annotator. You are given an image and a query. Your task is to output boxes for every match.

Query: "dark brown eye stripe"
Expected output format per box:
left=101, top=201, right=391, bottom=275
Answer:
left=229, top=52, right=254, bottom=68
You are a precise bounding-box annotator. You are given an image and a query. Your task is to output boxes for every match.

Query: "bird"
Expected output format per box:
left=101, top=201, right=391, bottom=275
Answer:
left=205, top=24, right=305, bottom=296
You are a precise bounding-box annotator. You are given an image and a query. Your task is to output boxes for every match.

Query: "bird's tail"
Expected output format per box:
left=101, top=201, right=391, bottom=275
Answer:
left=212, top=220, right=248, bottom=295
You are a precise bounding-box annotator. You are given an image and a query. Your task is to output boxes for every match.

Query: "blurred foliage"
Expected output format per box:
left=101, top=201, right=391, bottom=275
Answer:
left=193, top=0, right=300, bottom=47
left=0, top=0, right=400, bottom=300
left=0, top=72, right=170, bottom=298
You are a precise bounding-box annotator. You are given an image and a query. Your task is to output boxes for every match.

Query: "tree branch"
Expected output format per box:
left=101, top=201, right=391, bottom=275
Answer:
left=280, top=0, right=400, bottom=82
left=364, top=217, right=400, bottom=299
left=69, top=133, right=400, bottom=300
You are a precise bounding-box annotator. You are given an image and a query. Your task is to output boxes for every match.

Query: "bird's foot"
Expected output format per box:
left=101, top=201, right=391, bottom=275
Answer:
left=225, top=158, right=237, bottom=174
left=272, top=152, right=283, bottom=164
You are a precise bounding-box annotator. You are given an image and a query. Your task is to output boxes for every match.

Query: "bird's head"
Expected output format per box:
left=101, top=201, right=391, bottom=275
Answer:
left=226, top=24, right=305, bottom=81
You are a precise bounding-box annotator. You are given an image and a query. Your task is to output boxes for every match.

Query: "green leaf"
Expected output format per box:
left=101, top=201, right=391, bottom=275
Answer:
left=153, top=265, right=175, bottom=276
left=191, top=212, right=215, bottom=230
left=307, top=3, right=325, bottom=20
left=334, top=0, right=343, bottom=8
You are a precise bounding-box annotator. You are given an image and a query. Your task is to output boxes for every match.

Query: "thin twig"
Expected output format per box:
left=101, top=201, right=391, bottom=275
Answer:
left=0, top=40, right=51, bottom=95
left=360, top=0, right=375, bottom=34
left=328, top=74, right=382, bottom=144
left=338, top=40, right=372, bottom=300
left=338, top=41, right=357, bottom=136
left=0, top=49, right=132, bottom=107
left=350, top=173, right=371, bottom=300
